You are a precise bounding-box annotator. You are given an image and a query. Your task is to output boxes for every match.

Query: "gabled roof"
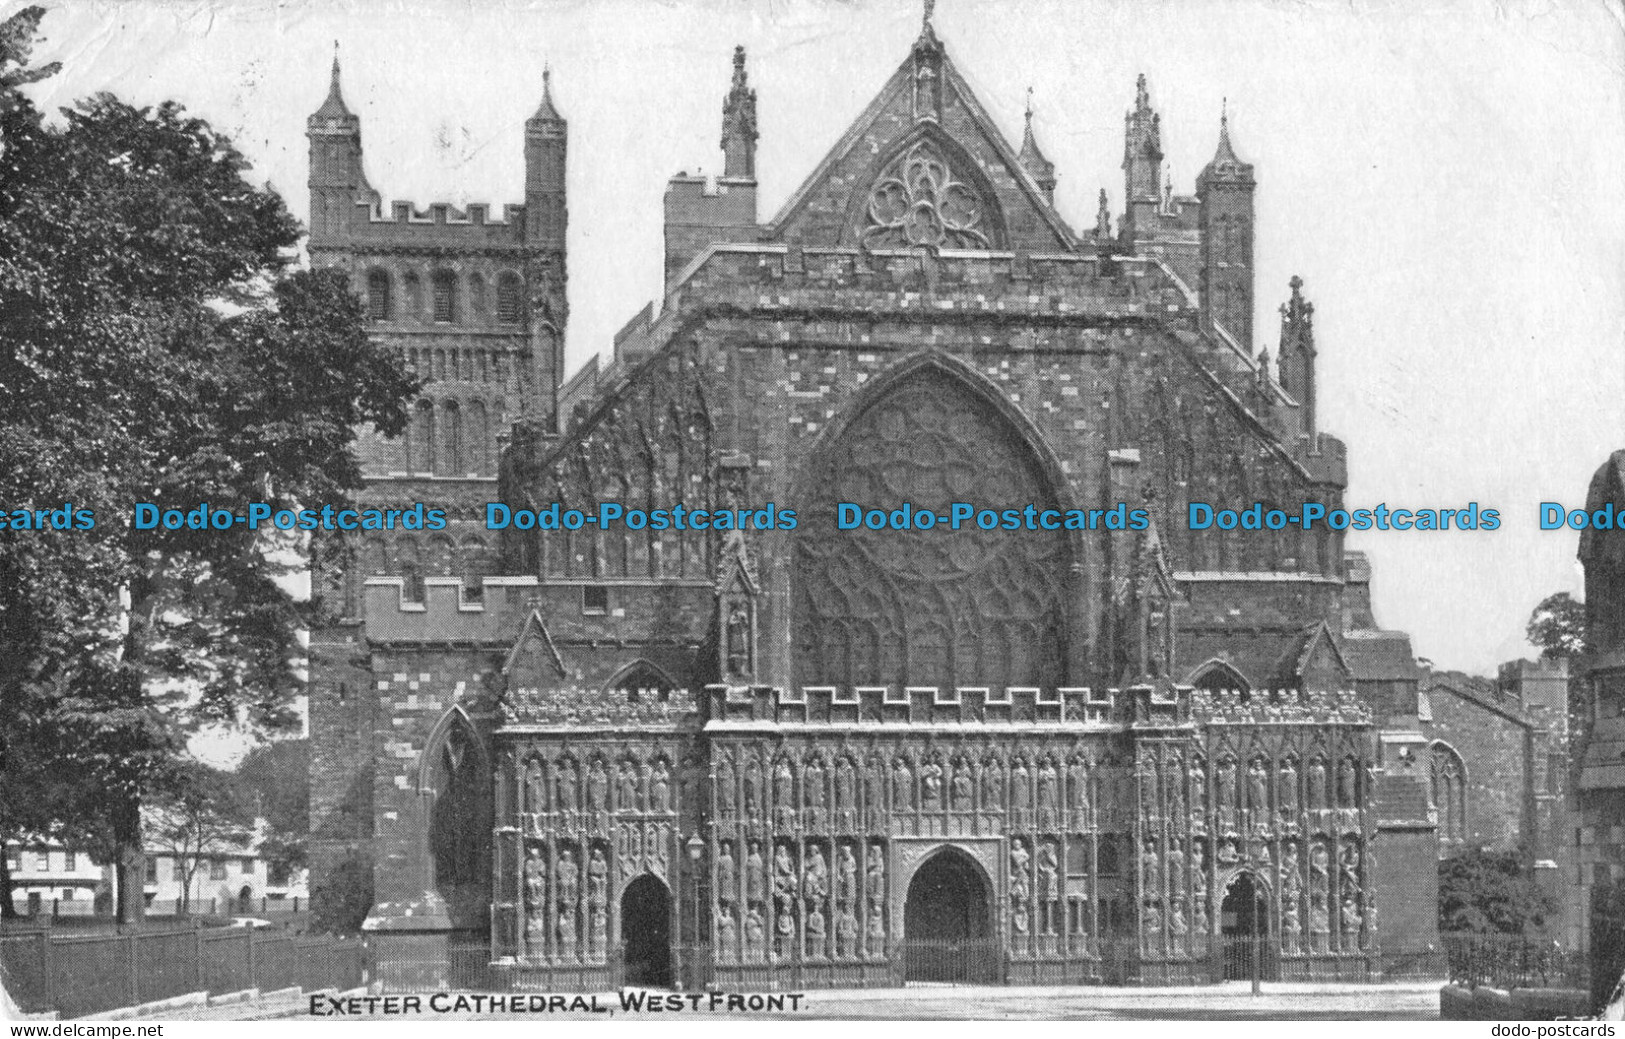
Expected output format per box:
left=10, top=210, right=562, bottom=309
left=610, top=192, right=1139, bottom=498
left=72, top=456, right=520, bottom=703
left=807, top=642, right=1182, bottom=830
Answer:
left=764, top=29, right=1076, bottom=250
left=1341, top=628, right=1421, bottom=682
left=502, top=609, right=568, bottom=681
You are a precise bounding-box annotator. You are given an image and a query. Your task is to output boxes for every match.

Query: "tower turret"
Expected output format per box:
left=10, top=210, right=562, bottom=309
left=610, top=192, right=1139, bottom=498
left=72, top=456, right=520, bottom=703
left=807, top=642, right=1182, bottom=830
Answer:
left=306, top=48, right=370, bottom=244
left=524, top=68, right=568, bottom=432
left=524, top=67, right=568, bottom=248
left=721, top=45, right=758, bottom=180
left=1277, top=275, right=1317, bottom=438
left=1018, top=89, right=1057, bottom=206
left=1196, top=104, right=1257, bottom=348
left=1121, top=73, right=1162, bottom=247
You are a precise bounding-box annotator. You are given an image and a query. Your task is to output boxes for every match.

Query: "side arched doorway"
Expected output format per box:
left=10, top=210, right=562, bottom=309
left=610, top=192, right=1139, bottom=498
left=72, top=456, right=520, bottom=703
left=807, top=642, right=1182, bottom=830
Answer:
left=902, top=848, right=997, bottom=983
left=1219, top=871, right=1277, bottom=981
left=620, top=875, right=673, bottom=988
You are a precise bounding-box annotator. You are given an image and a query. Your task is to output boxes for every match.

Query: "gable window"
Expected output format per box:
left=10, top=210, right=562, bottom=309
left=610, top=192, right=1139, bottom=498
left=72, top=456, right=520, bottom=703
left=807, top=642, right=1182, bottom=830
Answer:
left=210, top=859, right=227, bottom=880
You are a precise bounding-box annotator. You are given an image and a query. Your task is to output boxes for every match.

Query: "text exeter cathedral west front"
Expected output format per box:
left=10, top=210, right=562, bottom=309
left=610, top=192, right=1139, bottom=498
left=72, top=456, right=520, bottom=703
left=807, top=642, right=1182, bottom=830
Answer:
left=306, top=12, right=1451, bottom=988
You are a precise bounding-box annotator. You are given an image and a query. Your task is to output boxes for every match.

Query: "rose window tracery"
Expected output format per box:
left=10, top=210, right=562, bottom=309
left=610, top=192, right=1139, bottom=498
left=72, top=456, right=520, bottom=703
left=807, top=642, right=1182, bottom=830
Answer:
left=861, top=141, right=993, bottom=250
left=793, top=366, right=1069, bottom=691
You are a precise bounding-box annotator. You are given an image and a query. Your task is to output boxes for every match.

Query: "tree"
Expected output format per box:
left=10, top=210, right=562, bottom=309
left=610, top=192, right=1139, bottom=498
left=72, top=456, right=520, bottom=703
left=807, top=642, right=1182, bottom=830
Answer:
left=146, top=763, right=255, bottom=916
left=234, top=740, right=310, bottom=883
left=0, top=7, right=416, bottom=923
left=1438, top=848, right=1558, bottom=936
left=1527, top=591, right=1586, bottom=660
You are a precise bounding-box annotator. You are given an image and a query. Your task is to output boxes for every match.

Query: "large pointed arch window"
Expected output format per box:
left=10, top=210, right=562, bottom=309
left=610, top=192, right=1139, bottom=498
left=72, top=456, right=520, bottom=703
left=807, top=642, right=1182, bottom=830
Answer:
left=792, top=363, right=1070, bottom=692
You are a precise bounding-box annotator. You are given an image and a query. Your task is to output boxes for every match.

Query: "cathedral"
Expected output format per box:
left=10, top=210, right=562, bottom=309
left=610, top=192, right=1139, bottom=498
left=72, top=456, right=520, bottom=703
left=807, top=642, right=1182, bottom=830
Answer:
left=305, top=11, right=1446, bottom=989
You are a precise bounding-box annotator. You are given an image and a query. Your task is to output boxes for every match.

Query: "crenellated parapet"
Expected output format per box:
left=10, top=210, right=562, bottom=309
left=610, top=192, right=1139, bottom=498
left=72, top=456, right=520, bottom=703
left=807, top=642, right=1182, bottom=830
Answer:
left=363, top=576, right=539, bottom=644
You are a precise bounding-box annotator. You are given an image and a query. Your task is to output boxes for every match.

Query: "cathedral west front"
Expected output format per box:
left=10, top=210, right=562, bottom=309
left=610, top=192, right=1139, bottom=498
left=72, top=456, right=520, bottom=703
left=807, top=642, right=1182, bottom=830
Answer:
left=305, top=10, right=1447, bottom=989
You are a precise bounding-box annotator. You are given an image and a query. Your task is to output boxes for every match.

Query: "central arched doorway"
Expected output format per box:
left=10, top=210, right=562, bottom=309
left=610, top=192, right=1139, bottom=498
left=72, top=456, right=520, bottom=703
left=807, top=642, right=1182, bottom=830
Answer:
left=902, top=847, right=996, bottom=983
left=1219, top=871, right=1277, bottom=981
left=620, top=875, right=673, bottom=988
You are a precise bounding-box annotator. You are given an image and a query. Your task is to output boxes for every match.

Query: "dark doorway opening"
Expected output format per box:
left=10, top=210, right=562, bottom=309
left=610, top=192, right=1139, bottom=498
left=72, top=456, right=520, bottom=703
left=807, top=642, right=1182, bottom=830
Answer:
left=620, top=875, right=673, bottom=988
left=903, top=848, right=997, bottom=983
left=1219, top=871, right=1277, bottom=981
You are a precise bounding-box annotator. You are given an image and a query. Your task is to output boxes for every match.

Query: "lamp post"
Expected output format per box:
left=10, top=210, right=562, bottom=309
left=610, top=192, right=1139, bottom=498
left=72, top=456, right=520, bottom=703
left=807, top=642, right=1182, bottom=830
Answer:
left=685, top=834, right=705, bottom=990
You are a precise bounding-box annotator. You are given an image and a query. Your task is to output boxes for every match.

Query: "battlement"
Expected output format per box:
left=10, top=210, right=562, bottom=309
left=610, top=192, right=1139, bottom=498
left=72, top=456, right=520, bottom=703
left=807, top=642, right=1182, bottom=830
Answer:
left=499, top=685, right=702, bottom=729
left=367, top=198, right=524, bottom=227
left=363, top=576, right=539, bottom=643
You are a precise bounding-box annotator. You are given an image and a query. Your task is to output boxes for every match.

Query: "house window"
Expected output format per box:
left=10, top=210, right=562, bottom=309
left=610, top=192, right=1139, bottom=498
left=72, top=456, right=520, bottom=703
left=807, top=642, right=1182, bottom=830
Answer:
left=146, top=858, right=158, bottom=884
left=367, top=269, right=392, bottom=320
left=210, top=859, right=227, bottom=881
left=582, top=586, right=608, bottom=615
left=63, top=850, right=76, bottom=871
left=5, top=847, right=19, bottom=871
left=34, top=849, right=50, bottom=871
left=432, top=271, right=458, bottom=323
left=497, top=273, right=523, bottom=325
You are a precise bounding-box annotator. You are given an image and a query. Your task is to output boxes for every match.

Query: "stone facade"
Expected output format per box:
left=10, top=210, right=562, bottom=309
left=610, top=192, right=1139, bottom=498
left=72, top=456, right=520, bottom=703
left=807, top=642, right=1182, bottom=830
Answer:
left=306, top=17, right=1446, bottom=986
left=1574, top=451, right=1625, bottom=1000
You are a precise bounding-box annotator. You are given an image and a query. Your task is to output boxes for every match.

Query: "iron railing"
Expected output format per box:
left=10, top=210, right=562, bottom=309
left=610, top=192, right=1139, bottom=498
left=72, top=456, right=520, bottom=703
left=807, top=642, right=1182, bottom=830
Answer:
left=0, top=924, right=363, bottom=1019
left=1440, top=932, right=1588, bottom=991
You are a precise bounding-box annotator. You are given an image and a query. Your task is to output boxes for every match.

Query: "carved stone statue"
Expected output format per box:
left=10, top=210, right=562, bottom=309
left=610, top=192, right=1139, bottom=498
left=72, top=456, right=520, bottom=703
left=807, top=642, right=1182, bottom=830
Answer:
left=613, top=760, right=635, bottom=812
left=525, top=759, right=546, bottom=816
left=1168, top=896, right=1189, bottom=938
left=835, top=757, right=856, bottom=813
left=1308, top=757, right=1329, bottom=809
left=865, top=844, right=885, bottom=904
left=524, top=846, right=546, bottom=908
left=1011, top=759, right=1031, bottom=812
left=1166, top=758, right=1185, bottom=821
left=892, top=757, right=914, bottom=810
left=803, top=757, right=826, bottom=810
left=1248, top=757, right=1270, bottom=814
left=1277, top=757, right=1299, bottom=820
left=590, top=905, right=607, bottom=958
left=803, top=845, right=828, bottom=901
left=1138, top=757, right=1160, bottom=818
left=587, top=847, right=608, bottom=907
left=726, top=602, right=751, bottom=676
left=1166, top=839, right=1186, bottom=892
left=557, top=908, right=577, bottom=953
left=1309, top=840, right=1330, bottom=884
left=1282, top=898, right=1302, bottom=950
left=1340, top=894, right=1362, bottom=940
left=717, top=842, right=737, bottom=907
left=1141, top=839, right=1161, bottom=896
left=1338, top=756, right=1358, bottom=807
left=1010, top=838, right=1031, bottom=901
left=650, top=759, right=671, bottom=813
left=773, top=843, right=797, bottom=915
left=981, top=757, right=1005, bottom=810
left=744, top=758, right=764, bottom=819
left=774, top=758, right=796, bottom=825
left=718, top=907, right=737, bottom=950
left=921, top=760, right=943, bottom=810
left=1340, top=844, right=1361, bottom=892
left=1068, top=757, right=1089, bottom=817
left=745, top=840, right=766, bottom=903
left=864, top=756, right=885, bottom=825
left=1281, top=841, right=1302, bottom=895
left=835, top=907, right=858, bottom=958
left=556, top=760, right=578, bottom=814
left=745, top=907, right=766, bottom=957
left=556, top=847, right=579, bottom=906
left=716, top=757, right=737, bottom=815
left=806, top=904, right=826, bottom=949
left=951, top=761, right=973, bottom=810
left=1191, top=840, right=1208, bottom=893
left=1216, top=757, right=1237, bottom=817
left=1038, top=759, right=1060, bottom=820
left=836, top=844, right=858, bottom=905
left=868, top=907, right=886, bottom=950
left=587, top=760, right=609, bottom=813
left=1038, top=841, right=1060, bottom=931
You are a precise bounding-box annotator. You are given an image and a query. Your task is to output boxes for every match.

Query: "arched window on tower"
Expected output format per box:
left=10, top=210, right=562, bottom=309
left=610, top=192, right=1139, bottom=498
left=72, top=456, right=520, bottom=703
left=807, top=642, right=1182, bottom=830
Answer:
left=467, top=274, right=486, bottom=324
left=367, top=269, right=392, bottom=321
left=497, top=272, right=523, bottom=326
left=441, top=400, right=463, bottom=475
left=403, top=272, right=423, bottom=320
left=432, top=270, right=458, bottom=323
left=1431, top=741, right=1468, bottom=852
left=467, top=400, right=489, bottom=475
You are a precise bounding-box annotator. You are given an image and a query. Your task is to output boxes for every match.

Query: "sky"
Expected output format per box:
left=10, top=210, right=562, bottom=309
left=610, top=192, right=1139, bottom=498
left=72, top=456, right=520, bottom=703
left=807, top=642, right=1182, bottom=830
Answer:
left=14, top=0, right=1625, bottom=677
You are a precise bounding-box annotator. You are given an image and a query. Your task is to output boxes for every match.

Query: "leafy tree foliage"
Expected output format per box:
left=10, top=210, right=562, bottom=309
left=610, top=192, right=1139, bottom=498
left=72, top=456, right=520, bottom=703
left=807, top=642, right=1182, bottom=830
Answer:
left=1527, top=591, right=1586, bottom=660
left=146, top=762, right=256, bottom=916
left=0, top=7, right=415, bottom=920
left=1438, top=848, right=1558, bottom=936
